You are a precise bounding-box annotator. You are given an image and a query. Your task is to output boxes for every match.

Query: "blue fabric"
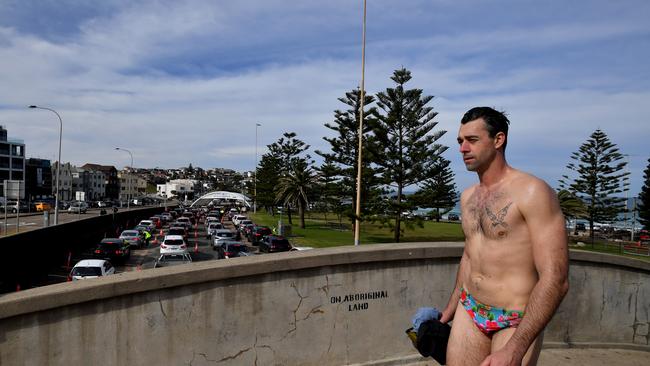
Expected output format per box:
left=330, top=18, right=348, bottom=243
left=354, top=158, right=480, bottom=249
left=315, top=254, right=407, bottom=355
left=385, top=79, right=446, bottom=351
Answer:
left=412, top=307, right=441, bottom=332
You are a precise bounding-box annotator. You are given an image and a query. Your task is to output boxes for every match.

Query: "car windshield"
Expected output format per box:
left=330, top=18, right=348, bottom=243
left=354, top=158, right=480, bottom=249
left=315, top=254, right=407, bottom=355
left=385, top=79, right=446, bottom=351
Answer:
left=121, top=232, right=137, bottom=237
left=72, top=267, right=102, bottom=276
left=164, top=239, right=184, bottom=245
left=217, top=232, right=233, bottom=238
left=168, top=229, right=184, bottom=235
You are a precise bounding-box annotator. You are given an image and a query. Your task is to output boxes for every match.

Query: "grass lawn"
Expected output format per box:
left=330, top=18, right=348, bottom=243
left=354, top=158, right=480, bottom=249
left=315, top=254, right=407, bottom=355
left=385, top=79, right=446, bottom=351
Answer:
left=248, top=211, right=464, bottom=248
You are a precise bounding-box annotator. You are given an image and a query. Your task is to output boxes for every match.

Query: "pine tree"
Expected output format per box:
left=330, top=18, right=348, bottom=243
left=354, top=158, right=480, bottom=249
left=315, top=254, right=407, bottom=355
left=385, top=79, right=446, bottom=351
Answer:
left=256, top=153, right=282, bottom=214
left=412, top=157, right=458, bottom=222
left=315, top=88, right=383, bottom=224
left=559, top=129, right=629, bottom=241
left=373, top=68, right=448, bottom=242
left=638, top=158, right=650, bottom=231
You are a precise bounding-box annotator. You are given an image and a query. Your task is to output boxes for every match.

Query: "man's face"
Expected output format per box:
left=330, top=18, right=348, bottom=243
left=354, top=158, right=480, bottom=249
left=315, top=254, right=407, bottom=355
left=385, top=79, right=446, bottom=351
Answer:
left=457, top=118, right=498, bottom=172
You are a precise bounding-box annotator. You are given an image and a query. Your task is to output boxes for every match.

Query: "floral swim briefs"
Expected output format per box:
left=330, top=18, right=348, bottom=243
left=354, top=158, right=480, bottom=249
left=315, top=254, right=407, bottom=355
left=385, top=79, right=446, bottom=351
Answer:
left=459, top=287, right=524, bottom=335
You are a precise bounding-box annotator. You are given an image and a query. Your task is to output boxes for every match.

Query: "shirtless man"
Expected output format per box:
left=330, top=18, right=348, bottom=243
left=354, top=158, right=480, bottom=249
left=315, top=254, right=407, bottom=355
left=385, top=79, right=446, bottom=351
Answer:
left=440, top=107, right=569, bottom=366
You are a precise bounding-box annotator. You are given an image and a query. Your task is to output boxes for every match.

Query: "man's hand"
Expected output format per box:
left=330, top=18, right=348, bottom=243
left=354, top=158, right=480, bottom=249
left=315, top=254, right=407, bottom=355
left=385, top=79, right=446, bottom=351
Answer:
left=439, top=308, right=454, bottom=324
left=479, top=346, right=524, bottom=366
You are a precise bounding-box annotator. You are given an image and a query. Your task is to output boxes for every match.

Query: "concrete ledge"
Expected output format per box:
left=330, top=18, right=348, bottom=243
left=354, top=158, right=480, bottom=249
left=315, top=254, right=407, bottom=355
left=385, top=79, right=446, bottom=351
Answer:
left=2, top=244, right=649, bottom=321
left=569, top=250, right=650, bottom=271
left=0, top=242, right=464, bottom=319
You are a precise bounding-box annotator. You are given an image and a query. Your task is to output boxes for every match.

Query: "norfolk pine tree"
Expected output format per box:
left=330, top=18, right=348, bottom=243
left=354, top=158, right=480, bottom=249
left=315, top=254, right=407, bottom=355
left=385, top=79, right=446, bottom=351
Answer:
left=413, top=156, right=458, bottom=222
left=374, top=68, right=448, bottom=242
left=638, top=158, right=650, bottom=231
left=559, top=129, right=629, bottom=242
left=315, top=89, right=383, bottom=225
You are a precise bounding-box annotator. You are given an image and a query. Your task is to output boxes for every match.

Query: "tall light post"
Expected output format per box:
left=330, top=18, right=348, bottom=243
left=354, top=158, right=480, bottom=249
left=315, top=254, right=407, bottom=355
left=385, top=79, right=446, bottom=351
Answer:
left=28, top=105, right=62, bottom=225
left=254, top=123, right=261, bottom=213
left=115, top=147, right=133, bottom=211
left=354, top=0, right=367, bottom=246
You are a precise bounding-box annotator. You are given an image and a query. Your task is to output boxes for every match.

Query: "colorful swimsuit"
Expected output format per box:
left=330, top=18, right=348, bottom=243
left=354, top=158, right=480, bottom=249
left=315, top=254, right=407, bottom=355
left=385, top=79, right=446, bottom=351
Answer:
left=460, top=287, right=524, bottom=335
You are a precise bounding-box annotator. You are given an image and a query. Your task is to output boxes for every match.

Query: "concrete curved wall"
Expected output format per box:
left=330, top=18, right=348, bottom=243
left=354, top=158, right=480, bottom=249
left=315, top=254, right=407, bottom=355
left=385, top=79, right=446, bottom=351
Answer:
left=0, top=243, right=648, bottom=365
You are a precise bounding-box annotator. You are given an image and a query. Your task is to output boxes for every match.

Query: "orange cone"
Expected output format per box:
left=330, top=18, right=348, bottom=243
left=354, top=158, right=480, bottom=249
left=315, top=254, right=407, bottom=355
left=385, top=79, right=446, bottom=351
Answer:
left=194, top=241, right=199, bottom=253
left=16, top=283, right=20, bottom=292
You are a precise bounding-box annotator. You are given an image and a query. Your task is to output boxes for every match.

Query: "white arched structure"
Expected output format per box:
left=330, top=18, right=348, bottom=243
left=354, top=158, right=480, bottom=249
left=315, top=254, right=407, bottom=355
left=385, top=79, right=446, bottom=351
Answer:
left=190, top=191, right=251, bottom=208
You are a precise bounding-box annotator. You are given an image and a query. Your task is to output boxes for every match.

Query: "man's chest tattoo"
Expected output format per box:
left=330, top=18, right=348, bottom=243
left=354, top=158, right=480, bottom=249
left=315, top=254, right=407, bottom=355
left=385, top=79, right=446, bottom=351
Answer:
left=485, top=202, right=513, bottom=229
left=465, top=189, right=514, bottom=237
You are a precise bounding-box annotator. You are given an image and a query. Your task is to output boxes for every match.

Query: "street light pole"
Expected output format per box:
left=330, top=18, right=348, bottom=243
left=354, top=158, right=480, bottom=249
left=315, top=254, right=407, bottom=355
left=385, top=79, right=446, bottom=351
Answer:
left=115, top=147, right=133, bottom=211
left=29, top=105, right=62, bottom=225
left=354, top=0, right=367, bottom=246
left=255, top=123, right=261, bottom=213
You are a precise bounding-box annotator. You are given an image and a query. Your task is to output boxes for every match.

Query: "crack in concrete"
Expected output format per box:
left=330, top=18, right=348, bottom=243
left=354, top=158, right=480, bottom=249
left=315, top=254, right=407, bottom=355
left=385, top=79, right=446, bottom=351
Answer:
left=301, top=305, right=324, bottom=321
left=327, top=303, right=341, bottom=354
left=216, top=347, right=252, bottom=363
left=158, top=297, right=167, bottom=319
left=282, top=282, right=308, bottom=340
left=599, top=280, right=606, bottom=333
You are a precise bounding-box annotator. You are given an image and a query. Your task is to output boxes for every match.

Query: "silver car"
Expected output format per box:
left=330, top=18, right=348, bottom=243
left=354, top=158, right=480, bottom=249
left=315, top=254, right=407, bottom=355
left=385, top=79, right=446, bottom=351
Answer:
left=119, top=230, right=145, bottom=248
left=212, top=229, right=236, bottom=250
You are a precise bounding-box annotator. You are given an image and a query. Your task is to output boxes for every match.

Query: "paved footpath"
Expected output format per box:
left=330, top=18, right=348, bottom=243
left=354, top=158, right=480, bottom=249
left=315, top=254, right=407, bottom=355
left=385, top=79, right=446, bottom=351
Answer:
left=403, top=348, right=649, bottom=366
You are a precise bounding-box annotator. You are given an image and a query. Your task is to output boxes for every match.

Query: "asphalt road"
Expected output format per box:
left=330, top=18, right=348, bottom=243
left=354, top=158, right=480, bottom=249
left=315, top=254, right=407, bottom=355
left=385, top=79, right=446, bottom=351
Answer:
left=43, top=214, right=259, bottom=284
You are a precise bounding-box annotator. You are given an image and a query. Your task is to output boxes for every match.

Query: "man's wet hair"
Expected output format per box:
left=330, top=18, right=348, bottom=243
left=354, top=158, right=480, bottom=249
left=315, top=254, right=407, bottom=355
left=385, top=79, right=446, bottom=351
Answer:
left=461, top=107, right=510, bottom=151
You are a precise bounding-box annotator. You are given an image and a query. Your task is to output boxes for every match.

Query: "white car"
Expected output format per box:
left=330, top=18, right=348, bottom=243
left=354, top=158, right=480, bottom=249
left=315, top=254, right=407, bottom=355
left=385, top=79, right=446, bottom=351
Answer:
left=68, top=201, right=89, bottom=214
left=212, top=229, right=237, bottom=249
left=160, top=235, right=188, bottom=255
left=206, top=222, right=224, bottom=238
left=232, top=215, right=247, bottom=226
left=70, top=259, right=115, bottom=281
left=138, top=220, right=155, bottom=232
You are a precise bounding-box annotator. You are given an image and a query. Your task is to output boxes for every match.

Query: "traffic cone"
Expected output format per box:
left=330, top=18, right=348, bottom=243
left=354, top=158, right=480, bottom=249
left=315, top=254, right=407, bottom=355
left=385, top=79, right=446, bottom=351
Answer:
left=136, top=263, right=142, bottom=271
left=194, top=241, right=199, bottom=253
left=16, top=283, right=20, bottom=292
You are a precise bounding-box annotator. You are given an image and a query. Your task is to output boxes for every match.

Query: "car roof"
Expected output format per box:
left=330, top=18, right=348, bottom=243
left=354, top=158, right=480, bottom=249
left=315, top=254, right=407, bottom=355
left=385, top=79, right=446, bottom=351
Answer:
left=121, top=230, right=139, bottom=234
left=74, top=259, right=109, bottom=267
left=164, top=235, right=184, bottom=240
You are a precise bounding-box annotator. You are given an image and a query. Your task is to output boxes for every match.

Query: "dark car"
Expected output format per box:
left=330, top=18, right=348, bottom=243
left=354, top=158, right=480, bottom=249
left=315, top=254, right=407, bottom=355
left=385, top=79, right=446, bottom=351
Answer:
left=259, top=235, right=292, bottom=253
left=217, top=242, right=251, bottom=259
left=167, top=226, right=188, bottom=240
left=94, top=238, right=131, bottom=262
left=447, top=213, right=459, bottom=221
left=248, top=226, right=272, bottom=245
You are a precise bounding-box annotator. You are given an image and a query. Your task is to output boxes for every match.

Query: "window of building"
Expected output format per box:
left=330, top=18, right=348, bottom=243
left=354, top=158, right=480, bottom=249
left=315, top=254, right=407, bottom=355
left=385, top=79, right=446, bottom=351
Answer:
left=11, top=158, right=23, bottom=170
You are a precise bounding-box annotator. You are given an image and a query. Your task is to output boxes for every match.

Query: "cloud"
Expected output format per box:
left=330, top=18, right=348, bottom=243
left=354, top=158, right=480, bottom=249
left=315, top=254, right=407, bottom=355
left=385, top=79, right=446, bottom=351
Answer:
left=0, top=0, right=648, bottom=195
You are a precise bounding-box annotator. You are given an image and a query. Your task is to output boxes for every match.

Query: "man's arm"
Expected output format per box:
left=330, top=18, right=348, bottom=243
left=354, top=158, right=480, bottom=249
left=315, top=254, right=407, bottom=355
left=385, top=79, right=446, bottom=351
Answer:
left=482, top=179, right=569, bottom=365
left=440, top=250, right=470, bottom=323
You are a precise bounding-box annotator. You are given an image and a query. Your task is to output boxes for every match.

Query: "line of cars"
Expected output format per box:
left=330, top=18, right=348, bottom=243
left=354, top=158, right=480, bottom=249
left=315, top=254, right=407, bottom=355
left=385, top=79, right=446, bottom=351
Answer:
left=68, top=209, right=187, bottom=280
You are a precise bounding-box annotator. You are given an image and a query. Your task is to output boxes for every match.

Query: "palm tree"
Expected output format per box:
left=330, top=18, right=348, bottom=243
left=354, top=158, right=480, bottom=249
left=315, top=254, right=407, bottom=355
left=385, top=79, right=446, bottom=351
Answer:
left=275, top=160, right=314, bottom=229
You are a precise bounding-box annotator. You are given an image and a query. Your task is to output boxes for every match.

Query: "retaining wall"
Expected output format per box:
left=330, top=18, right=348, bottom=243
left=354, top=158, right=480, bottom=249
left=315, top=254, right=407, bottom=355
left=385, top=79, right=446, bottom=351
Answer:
left=0, top=206, right=171, bottom=293
left=0, top=243, right=648, bottom=365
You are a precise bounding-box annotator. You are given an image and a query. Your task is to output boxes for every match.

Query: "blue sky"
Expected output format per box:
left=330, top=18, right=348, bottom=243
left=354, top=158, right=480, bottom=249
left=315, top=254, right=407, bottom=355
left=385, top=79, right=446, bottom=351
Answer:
left=0, top=0, right=648, bottom=194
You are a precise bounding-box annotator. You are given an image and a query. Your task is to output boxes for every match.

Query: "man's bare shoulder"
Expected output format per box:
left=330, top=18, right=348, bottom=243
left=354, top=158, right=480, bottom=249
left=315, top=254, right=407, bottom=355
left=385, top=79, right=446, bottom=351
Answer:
left=508, top=170, right=558, bottom=209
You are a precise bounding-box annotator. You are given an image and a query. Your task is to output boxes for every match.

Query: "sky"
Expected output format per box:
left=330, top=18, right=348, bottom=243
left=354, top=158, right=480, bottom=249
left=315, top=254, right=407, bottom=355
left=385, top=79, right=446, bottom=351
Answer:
left=0, top=0, right=648, bottom=194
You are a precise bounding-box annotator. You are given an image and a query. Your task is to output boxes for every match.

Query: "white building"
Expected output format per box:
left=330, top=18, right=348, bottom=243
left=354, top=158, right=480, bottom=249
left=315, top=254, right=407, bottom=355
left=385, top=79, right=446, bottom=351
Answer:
left=52, top=162, right=75, bottom=202
left=118, top=171, right=139, bottom=202
left=157, top=179, right=197, bottom=199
